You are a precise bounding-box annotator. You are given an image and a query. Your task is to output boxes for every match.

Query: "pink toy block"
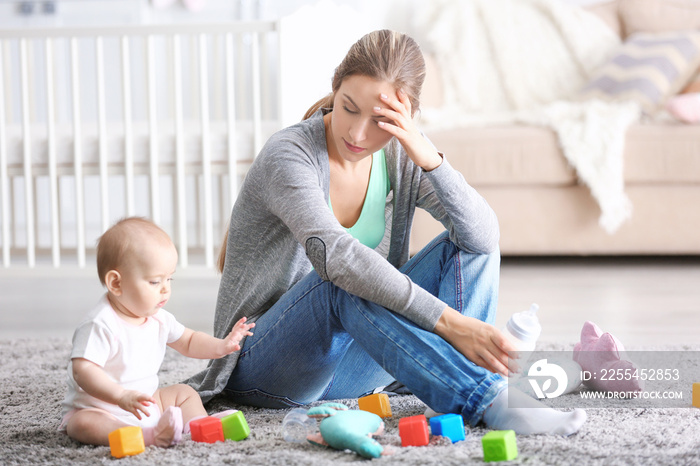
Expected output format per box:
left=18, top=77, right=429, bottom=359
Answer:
left=190, top=416, right=224, bottom=443
left=399, top=415, right=430, bottom=447
left=358, top=393, right=392, bottom=418
left=108, top=426, right=145, bottom=458
left=222, top=411, right=250, bottom=441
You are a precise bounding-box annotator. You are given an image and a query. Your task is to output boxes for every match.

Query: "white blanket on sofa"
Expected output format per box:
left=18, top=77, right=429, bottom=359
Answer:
left=415, top=0, right=639, bottom=233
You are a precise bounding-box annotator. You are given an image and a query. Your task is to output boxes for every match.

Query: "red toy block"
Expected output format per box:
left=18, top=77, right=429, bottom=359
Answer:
left=108, top=426, right=145, bottom=458
left=190, top=416, right=224, bottom=443
left=358, top=393, right=392, bottom=418
left=399, top=415, right=430, bottom=447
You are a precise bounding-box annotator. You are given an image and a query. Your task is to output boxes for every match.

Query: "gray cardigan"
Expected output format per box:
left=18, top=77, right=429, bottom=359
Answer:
left=187, top=110, right=499, bottom=402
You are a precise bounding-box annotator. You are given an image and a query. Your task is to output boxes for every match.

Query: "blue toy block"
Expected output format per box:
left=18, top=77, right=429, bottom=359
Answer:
left=429, top=413, right=466, bottom=443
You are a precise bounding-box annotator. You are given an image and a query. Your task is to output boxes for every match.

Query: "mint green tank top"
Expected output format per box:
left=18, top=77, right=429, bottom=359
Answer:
left=329, top=150, right=391, bottom=249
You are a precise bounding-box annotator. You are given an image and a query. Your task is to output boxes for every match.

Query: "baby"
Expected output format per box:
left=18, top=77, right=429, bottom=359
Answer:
left=60, top=217, right=254, bottom=447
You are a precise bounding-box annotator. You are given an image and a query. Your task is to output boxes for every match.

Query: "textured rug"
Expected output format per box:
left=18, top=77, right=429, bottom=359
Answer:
left=2, top=338, right=700, bottom=465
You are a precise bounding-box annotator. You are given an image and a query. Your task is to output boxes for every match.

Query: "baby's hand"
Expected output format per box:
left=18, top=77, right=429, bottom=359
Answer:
left=118, top=390, right=156, bottom=420
left=220, top=317, right=255, bottom=355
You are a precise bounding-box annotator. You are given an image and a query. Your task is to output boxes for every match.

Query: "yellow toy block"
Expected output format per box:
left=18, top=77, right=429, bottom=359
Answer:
left=108, top=426, right=145, bottom=458
left=693, top=383, right=700, bottom=408
left=358, top=393, right=392, bottom=418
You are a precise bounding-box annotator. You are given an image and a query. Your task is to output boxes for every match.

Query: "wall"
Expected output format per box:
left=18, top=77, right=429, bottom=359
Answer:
left=0, top=0, right=613, bottom=264
left=0, top=0, right=610, bottom=27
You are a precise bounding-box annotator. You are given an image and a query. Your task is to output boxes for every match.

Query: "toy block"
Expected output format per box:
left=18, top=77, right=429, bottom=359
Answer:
left=190, top=416, right=224, bottom=443
left=482, top=430, right=518, bottom=462
left=398, top=414, right=430, bottom=447
left=108, top=426, right=145, bottom=458
left=693, top=383, right=700, bottom=408
left=429, top=413, right=465, bottom=443
left=358, top=393, right=392, bottom=418
left=222, top=410, right=250, bottom=441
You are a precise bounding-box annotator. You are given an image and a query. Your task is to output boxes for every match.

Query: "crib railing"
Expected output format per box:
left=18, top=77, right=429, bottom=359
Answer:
left=0, top=21, right=281, bottom=269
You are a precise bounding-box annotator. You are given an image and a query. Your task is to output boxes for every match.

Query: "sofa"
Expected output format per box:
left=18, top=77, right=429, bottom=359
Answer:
left=409, top=0, right=700, bottom=256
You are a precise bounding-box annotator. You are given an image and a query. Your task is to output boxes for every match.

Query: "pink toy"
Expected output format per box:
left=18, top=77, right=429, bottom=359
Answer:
left=573, top=321, right=644, bottom=393
left=666, top=93, right=700, bottom=124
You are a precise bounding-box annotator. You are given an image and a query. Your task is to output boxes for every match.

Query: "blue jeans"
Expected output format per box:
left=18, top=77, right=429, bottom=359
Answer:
left=224, top=232, right=506, bottom=426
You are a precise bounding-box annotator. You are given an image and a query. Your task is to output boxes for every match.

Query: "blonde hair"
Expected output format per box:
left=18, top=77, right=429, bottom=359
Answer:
left=96, top=217, right=172, bottom=286
left=303, top=29, right=426, bottom=120
left=218, top=30, right=426, bottom=273
left=217, top=231, right=228, bottom=274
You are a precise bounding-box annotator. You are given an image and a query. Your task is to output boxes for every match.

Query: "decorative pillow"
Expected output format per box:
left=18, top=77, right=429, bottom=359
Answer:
left=573, top=321, right=644, bottom=393
left=580, top=30, right=700, bottom=112
left=620, top=0, right=700, bottom=37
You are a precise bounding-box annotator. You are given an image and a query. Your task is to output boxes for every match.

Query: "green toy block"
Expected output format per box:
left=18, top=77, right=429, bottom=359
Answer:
left=222, top=410, right=250, bottom=441
left=482, top=430, right=518, bottom=462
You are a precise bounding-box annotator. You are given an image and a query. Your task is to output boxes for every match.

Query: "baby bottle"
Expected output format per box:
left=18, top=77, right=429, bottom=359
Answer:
left=281, top=408, right=318, bottom=443
left=502, top=303, right=542, bottom=355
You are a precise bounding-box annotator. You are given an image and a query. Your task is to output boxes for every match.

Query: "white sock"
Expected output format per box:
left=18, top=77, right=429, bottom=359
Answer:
left=482, top=387, right=586, bottom=436
left=423, top=407, right=444, bottom=419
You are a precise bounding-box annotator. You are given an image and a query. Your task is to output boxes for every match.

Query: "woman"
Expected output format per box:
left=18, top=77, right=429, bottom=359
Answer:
left=188, top=30, right=585, bottom=435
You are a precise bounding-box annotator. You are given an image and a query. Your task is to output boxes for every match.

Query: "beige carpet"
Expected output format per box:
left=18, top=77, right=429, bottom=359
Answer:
left=2, top=338, right=700, bottom=465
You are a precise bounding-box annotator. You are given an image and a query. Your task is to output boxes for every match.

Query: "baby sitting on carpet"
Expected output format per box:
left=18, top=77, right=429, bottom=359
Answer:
left=59, top=217, right=254, bottom=448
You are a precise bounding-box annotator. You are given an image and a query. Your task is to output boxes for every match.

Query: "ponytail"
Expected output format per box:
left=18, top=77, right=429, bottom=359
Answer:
left=217, top=226, right=228, bottom=273
left=218, top=92, right=332, bottom=272
left=302, top=93, right=334, bottom=120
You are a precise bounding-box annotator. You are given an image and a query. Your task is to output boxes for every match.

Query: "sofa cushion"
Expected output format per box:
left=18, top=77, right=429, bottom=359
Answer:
left=410, top=184, right=700, bottom=256
left=620, top=0, right=700, bottom=36
left=424, top=125, right=576, bottom=186
left=424, top=122, right=700, bottom=186
left=579, top=30, right=700, bottom=112
left=625, top=123, right=700, bottom=183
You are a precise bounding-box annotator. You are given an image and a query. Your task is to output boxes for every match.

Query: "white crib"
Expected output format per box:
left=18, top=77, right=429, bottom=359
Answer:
left=0, top=21, right=282, bottom=269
